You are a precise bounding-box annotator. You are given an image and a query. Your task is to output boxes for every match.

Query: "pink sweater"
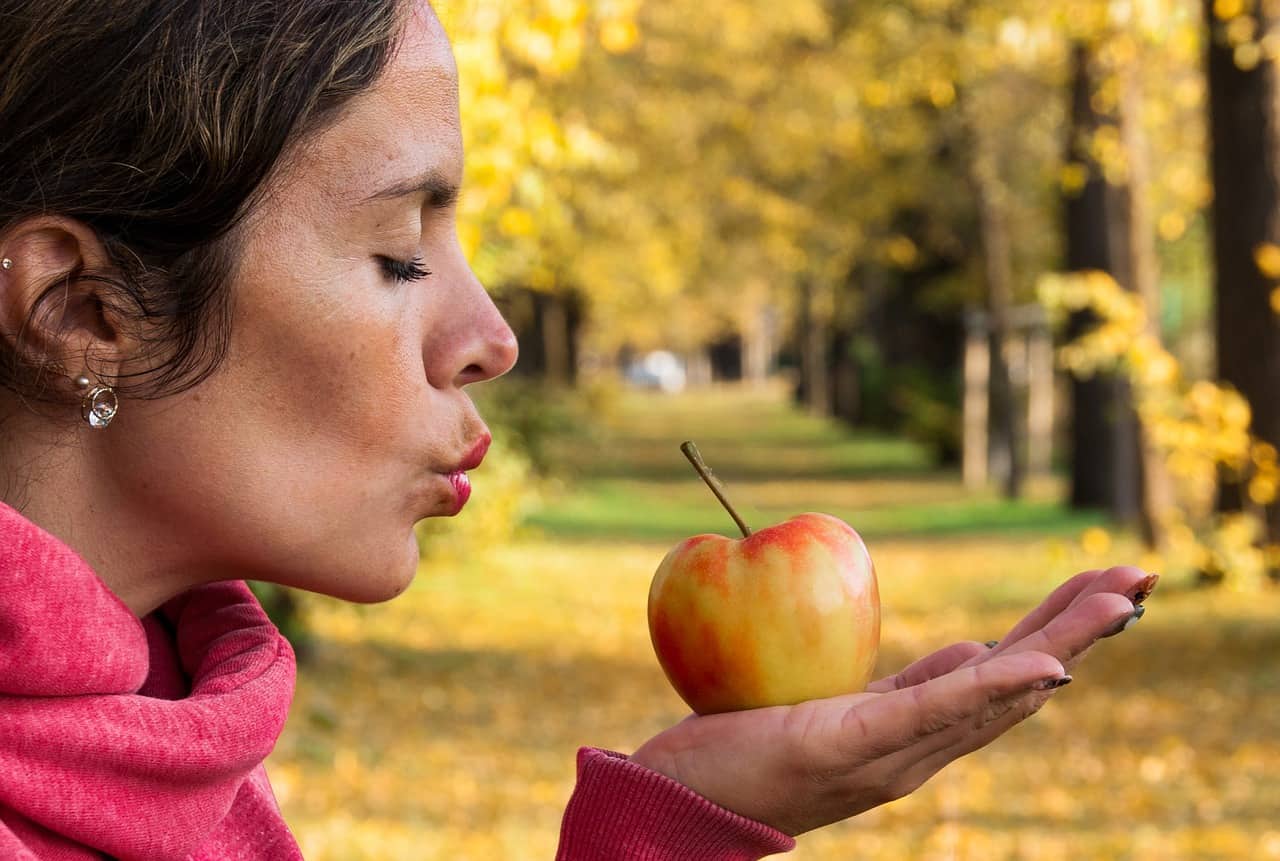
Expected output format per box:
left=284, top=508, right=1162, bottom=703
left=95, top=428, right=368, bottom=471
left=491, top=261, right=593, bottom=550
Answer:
left=0, top=502, right=794, bottom=859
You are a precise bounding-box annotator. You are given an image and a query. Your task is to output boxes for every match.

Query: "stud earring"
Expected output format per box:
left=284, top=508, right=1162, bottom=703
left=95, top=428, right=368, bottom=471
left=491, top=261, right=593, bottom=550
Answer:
left=75, top=373, right=118, bottom=429
left=1, top=258, right=12, bottom=270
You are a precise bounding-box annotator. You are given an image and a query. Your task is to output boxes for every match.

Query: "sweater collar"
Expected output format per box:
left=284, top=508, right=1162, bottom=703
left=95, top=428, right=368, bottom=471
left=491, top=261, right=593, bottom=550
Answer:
left=0, top=501, right=297, bottom=860
left=0, top=501, right=149, bottom=695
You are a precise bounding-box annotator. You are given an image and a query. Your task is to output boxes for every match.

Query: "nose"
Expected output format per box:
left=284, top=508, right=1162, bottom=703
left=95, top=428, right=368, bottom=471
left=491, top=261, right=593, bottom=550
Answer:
left=449, top=270, right=519, bottom=388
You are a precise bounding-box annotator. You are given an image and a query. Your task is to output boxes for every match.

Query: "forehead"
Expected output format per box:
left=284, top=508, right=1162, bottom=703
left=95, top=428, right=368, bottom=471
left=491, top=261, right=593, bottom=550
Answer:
left=286, top=2, right=462, bottom=209
left=401, top=1, right=457, bottom=76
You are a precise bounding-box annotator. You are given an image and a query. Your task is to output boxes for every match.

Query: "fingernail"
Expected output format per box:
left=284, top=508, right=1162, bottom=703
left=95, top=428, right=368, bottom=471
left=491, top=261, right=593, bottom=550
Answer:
left=1132, top=573, right=1160, bottom=605
left=1102, top=604, right=1146, bottom=638
left=984, top=640, right=999, bottom=648
left=1033, top=675, right=1073, bottom=691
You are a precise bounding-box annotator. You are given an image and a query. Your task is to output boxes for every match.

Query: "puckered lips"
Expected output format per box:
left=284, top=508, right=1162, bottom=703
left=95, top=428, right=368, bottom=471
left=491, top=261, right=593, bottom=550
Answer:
left=443, top=433, right=491, bottom=515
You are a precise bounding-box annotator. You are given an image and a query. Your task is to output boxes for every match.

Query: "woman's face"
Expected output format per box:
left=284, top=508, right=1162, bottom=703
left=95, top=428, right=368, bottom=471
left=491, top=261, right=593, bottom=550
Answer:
left=113, top=3, right=517, bottom=603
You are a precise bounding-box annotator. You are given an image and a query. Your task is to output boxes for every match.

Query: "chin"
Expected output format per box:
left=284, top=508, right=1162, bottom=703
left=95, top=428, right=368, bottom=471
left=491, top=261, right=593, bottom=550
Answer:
left=315, top=533, right=420, bottom=604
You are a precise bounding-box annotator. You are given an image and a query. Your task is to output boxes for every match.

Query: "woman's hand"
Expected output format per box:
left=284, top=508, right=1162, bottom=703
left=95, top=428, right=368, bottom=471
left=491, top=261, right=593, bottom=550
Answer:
left=629, top=565, right=1155, bottom=837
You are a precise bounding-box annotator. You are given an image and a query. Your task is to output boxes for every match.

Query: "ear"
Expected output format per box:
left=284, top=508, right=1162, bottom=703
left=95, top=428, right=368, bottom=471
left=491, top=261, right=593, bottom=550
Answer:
left=0, top=216, right=133, bottom=380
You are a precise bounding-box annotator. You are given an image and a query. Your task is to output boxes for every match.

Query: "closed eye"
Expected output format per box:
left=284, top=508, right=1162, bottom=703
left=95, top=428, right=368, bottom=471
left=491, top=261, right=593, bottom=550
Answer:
left=380, top=255, right=431, bottom=283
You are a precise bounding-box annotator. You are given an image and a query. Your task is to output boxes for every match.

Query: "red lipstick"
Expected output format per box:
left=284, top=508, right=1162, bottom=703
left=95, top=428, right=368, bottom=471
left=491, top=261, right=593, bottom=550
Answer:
left=445, top=433, right=491, bottom=515
left=459, top=434, right=492, bottom=472
left=447, top=471, right=472, bottom=514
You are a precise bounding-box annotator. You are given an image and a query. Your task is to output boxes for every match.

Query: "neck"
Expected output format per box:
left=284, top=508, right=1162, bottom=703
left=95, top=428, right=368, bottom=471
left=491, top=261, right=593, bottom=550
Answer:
left=2, top=410, right=203, bottom=616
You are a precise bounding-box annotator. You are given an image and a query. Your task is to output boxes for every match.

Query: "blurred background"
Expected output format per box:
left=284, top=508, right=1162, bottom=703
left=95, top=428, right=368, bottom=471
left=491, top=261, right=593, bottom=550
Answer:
left=262, top=0, right=1280, bottom=857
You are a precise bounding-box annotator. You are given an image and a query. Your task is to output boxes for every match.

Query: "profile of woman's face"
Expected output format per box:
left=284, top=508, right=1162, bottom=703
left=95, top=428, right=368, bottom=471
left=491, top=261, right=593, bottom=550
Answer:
left=113, top=2, right=518, bottom=603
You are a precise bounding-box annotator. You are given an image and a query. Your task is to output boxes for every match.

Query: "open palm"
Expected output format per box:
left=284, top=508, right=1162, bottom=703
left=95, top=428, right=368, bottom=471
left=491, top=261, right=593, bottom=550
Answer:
left=631, top=565, right=1155, bottom=836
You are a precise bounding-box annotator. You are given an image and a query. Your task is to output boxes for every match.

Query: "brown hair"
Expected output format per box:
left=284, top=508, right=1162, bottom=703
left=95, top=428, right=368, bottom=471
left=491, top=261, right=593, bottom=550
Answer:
left=0, top=0, right=407, bottom=404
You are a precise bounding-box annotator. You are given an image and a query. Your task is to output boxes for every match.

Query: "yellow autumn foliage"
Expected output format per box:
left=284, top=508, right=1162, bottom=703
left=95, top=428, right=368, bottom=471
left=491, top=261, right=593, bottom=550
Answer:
left=1040, top=270, right=1276, bottom=588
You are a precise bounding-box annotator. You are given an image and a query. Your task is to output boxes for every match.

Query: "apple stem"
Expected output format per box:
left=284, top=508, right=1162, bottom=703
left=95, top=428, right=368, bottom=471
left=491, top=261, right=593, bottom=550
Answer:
left=680, top=441, right=753, bottom=538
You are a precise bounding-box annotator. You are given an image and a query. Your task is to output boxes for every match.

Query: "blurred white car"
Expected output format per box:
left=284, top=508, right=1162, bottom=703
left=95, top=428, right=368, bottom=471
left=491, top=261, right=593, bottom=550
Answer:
left=625, top=350, right=687, bottom=393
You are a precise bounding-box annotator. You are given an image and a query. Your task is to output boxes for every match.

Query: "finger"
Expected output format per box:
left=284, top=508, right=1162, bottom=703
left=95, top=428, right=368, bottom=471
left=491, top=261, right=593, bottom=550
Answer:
left=1063, top=565, right=1157, bottom=611
left=872, top=665, right=1072, bottom=793
left=990, top=566, right=1154, bottom=656
left=828, top=650, right=1065, bottom=764
left=983, top=569, right=1102, bottom=654
left=982, top=592, right=1135, bottom=670
left=866, top=641, right=990, bottom=694
left=888, top=682, right=1062, bottom=801
left=896, top=642, right=1095, bottom=798
left=870, top=587, right=1146, bottom=801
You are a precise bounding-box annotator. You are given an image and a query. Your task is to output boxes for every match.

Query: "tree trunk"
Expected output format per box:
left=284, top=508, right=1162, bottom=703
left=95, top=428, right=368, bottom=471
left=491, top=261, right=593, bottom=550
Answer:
left=830, top=273, right=864, bottom=426
left=830, top=326, right=861, bottom=425
left=798, top=278, right=832, bottom=415
left=540, top=294, right=572, bottom=386
left=963, top=314, right=991, bottom=489
left=1205, top=3, right=1280, bottom=545
left=742, top=304, right=777, bottom=385
left=1026, top=324, right=1056, bottom=477
left=685, top=348, right=713, bottom=388
left=970, top=135, right=1023, bottom=499
left=500, top=287, right=581, bottom=384
left=1120, top=54, right=1176, bottom=552
left=1064, top=42, right=1144, bottom=522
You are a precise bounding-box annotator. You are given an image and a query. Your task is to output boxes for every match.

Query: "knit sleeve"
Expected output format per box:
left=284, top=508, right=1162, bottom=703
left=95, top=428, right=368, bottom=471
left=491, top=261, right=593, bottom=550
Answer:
left=556, top=747, right=796, bottom=860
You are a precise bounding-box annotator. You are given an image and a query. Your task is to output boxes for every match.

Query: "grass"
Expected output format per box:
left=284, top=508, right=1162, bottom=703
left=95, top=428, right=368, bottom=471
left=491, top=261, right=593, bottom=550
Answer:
left=529, top=382, right=1104, bottom=543
left=268, top=382, right=1280, bottom=860
left=527, top=477, right=1105, bottom=543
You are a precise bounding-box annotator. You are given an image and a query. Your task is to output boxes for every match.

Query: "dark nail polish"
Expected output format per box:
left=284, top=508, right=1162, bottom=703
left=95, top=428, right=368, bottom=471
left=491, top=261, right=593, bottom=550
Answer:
left=984, top=640, right=999, bottom=648
left=1033, top=675, right=1073, bottom=691
left=1132, top=573, right=1160, bottom=605
left=1102, top=604, right=1146, bottom=638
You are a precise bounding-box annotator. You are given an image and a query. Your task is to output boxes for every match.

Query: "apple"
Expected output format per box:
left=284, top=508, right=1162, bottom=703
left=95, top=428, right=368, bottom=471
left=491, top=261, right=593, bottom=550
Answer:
left=648, top=510, right=881, bottom=715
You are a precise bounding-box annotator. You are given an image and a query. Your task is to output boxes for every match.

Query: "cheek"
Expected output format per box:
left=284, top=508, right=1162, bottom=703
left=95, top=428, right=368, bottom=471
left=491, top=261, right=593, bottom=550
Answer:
left=233, top=284, right=426, bottom=459
left=323, top=329, right=424, bottom=447
left=123, top=310, right=430, bottom=562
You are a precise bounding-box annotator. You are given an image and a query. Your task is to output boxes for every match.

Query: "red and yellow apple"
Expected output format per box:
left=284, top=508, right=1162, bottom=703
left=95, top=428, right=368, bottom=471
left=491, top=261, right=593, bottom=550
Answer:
left=648, top=512, right=880, bottom=715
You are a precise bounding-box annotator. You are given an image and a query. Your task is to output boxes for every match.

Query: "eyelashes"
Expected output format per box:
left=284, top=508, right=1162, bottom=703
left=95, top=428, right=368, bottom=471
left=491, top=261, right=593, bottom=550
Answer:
left=379, top=255, right=432, bottom=283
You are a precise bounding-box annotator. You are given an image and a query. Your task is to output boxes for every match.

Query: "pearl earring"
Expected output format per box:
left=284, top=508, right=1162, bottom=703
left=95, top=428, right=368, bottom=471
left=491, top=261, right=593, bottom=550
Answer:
left=74, top=373, right=118, bottom=429
left=1, top=258, right=12, bottom=270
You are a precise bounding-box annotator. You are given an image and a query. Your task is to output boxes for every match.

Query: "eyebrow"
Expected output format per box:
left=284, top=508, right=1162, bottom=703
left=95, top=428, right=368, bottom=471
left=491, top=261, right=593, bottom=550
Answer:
left=363, top=169, right=460, bottom=209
